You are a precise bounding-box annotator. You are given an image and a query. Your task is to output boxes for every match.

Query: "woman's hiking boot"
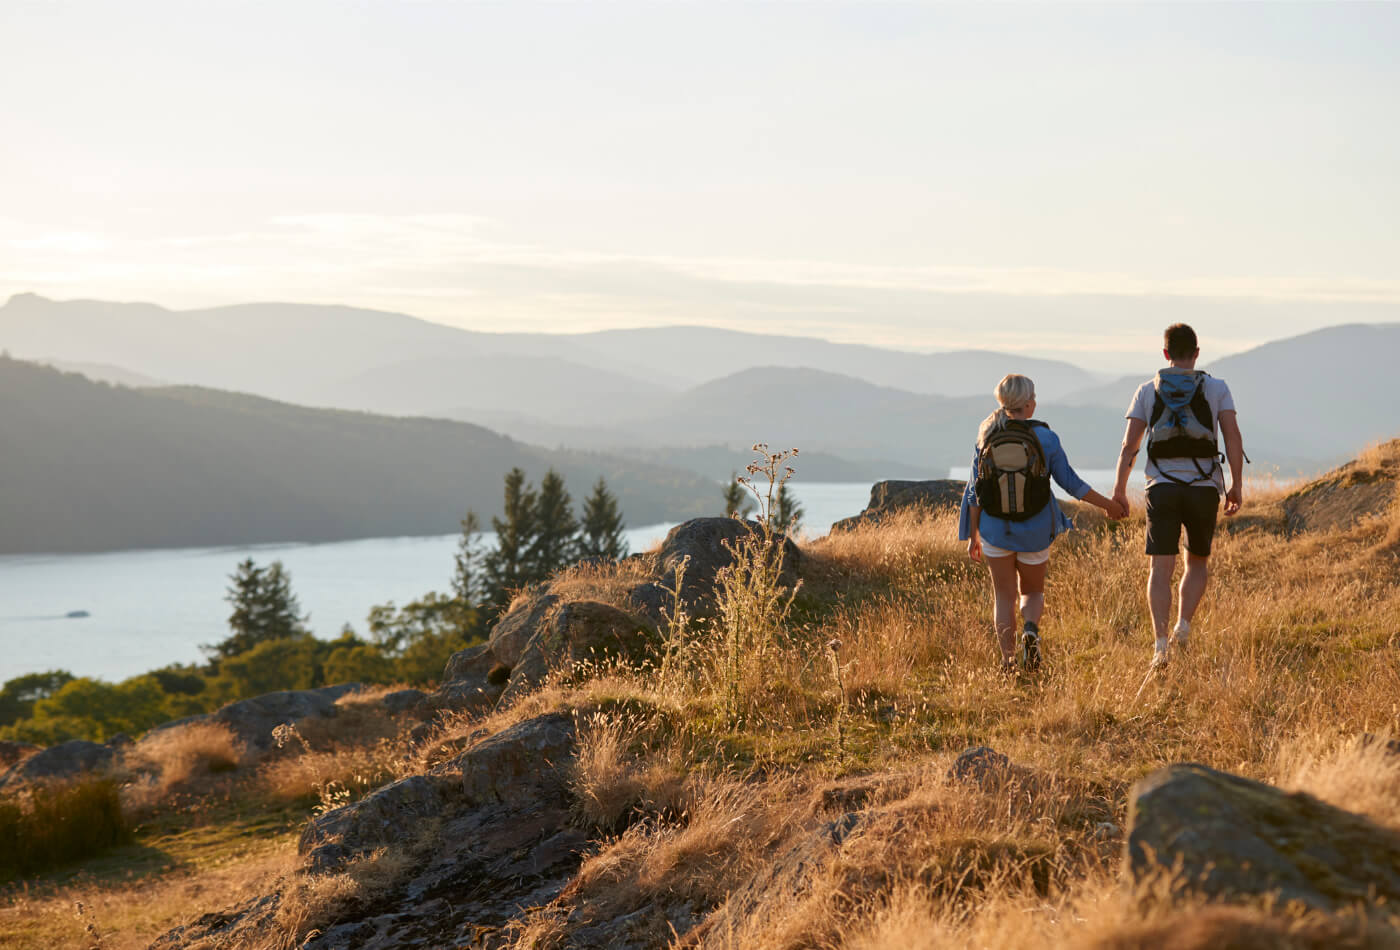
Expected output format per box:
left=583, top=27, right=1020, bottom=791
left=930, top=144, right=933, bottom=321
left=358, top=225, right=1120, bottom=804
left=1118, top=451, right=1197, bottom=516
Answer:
left=1020, top=622, right=1042, bottom=672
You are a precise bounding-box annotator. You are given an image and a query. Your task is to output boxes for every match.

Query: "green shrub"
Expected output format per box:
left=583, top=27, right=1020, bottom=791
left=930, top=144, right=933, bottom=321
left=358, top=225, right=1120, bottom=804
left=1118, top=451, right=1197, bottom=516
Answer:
left=0, top=777, right=131, bottom=879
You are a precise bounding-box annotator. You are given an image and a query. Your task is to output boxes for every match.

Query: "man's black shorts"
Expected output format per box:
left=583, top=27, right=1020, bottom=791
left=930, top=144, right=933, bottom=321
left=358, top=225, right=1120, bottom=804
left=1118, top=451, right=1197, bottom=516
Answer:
left=1145, top=483, right=1220, bottom=557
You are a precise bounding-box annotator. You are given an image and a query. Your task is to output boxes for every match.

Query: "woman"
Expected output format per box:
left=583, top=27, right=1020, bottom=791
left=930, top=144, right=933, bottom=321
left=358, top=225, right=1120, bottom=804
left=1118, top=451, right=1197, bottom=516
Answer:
left=958, top=374, right=1124, bottom=672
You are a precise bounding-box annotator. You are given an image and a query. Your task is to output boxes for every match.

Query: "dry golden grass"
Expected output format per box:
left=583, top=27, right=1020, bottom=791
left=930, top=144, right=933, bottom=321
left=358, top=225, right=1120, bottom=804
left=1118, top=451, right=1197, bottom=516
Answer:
left=122, top=722, right=246, bottom=815
left=259, top=736, right=398, bottom=813
left=549, top=556, right=655, bottom=607
left=18, top=448, right=1400, bottom=949
left=0, top=839, right=296, bottom=950
left=569, top=709, right=686, bottom=832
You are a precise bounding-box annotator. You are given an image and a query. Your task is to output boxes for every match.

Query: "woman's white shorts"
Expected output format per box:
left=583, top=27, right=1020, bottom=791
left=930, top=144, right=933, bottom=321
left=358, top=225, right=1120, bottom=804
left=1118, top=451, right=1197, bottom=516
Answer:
left=980, top=540, right=1051, bottom=565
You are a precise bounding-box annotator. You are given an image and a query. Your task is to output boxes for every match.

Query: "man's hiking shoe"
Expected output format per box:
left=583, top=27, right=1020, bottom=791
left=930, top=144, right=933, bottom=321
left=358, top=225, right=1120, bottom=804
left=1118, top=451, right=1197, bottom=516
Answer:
left=1000, top=657, right=1018, bottom=677
left=1149, top=649, right=1169, bottom=672
left=1020, top=625, right=1042, bottom=672
left=1169, top=634, right=1190, bottom=654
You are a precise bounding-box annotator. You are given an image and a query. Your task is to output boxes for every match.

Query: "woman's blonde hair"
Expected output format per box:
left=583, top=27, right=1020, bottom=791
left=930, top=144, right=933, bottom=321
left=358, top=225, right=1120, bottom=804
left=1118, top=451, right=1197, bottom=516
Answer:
left=976, top=374, right=1036, bottom=447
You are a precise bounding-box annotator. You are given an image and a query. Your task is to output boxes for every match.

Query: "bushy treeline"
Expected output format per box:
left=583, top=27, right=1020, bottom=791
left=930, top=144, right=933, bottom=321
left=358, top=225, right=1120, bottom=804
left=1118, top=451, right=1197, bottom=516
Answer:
left=0, top=469, right=628, bottom=748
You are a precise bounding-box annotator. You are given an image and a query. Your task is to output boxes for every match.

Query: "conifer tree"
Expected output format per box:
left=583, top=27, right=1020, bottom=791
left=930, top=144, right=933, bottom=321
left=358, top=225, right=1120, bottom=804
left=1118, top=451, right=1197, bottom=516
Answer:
left=209, top=559, right=307, bottom=664
left=530, top=469, right=579, bottom=577
left=578, top=477, right=628, bottom=560
left=449, top=510, right=485, bottom=632
left=723, top=473, right=752, bottom=518
left=483, top=468, right=538, bottom=607
left=772, top=482, right=804, bottom=534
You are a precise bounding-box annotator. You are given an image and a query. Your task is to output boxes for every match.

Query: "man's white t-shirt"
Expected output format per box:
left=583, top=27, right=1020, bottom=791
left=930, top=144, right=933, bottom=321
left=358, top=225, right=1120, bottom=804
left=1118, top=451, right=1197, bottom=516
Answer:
left=1125, top=372, right=1235, bottom=492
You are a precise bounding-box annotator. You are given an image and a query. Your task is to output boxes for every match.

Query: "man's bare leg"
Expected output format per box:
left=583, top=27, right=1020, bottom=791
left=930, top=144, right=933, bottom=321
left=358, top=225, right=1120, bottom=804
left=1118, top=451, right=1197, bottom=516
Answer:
left=1174, top=553, right=1210, bottom=646
left=1148, top=554, right=1177, bottom=663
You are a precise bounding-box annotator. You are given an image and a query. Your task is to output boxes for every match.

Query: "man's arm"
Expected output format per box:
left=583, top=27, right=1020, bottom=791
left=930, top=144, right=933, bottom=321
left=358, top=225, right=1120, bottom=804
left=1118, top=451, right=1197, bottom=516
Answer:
left=1219, top=409, right=1243, bottom=515
left=1113, top=417, right=1147, bottom=515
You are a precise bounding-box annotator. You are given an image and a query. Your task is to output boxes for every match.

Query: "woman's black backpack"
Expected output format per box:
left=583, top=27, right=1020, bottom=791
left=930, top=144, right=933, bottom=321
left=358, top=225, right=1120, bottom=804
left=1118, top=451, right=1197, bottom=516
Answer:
left=975, top=420, right=1051, bottom=522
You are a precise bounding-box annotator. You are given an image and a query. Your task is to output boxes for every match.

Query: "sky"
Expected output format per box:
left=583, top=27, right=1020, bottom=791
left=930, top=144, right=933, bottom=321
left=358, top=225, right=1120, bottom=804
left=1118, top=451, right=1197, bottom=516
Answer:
left=2, top=1, right=1397, bottom=371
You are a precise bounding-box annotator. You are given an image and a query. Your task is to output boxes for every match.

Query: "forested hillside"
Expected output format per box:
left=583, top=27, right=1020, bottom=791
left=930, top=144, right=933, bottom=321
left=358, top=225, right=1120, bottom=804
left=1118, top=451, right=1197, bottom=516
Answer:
left=0, top=358, right=712, bottom=554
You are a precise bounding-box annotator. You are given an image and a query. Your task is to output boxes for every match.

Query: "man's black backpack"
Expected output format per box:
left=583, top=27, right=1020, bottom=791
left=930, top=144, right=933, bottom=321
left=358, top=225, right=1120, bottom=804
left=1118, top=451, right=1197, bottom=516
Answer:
left=975, top=420, right=1051, bottom=522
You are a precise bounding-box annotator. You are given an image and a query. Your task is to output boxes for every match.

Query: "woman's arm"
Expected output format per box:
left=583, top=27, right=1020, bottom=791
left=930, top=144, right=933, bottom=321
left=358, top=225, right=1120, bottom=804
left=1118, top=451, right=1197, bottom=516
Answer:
left=1046, top=433, right=1125, bottom=518
left=1080, top=489, right=1126, bottom=519
left=967, top=504, right=983, bottom=562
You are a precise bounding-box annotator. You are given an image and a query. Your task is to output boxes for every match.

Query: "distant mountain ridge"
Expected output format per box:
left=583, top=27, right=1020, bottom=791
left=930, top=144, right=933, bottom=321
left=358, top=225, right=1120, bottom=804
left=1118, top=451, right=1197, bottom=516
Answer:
left=468, top=365, right=1131, bottom=473
left=0, top=357, right=714, bottom=555
left=0, top=293, right=1099, bottom=412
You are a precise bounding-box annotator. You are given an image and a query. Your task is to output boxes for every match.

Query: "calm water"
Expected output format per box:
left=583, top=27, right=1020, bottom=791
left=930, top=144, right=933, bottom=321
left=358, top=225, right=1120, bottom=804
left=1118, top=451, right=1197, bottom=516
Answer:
left=0, top=481, right=888, bottom=683
left=0, top=471, right=1167, bottom=683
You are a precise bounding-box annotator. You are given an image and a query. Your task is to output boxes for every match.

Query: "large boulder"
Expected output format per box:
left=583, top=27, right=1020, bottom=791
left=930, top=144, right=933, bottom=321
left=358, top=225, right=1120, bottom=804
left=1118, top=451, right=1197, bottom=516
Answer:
left=654, top=517, right=801, bottom=615
left=209, top=683, right=362, bottom=749
left=484, top=590, right=562, bottom=669
left=0, top=739, right=117, bottom=791
left=831, top=479, right=964, bottom=532
left=300, top=711, right=577, bottom=874
left=501, top=601, right=658, bottom=703
left=1126, top=762, right=1400, bottom=912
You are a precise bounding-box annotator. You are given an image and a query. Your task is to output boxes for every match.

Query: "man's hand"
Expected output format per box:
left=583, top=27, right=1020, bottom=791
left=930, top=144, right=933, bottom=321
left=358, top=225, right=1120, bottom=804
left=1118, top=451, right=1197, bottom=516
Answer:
left=1224, top=483, right=1242, bottom=516
left=1112, top=492, right=1130, bottom=520
left=967, top=535, right=983, bottom=563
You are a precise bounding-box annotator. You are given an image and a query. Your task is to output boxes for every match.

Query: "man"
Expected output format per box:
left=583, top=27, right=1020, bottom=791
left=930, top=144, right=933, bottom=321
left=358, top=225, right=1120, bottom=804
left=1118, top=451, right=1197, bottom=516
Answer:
left=1112, top=324, right=1244, bottom=669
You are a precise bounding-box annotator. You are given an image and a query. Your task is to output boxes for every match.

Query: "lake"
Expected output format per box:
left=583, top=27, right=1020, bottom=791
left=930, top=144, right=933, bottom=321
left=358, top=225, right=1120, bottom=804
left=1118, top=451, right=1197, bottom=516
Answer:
left=0, top=472, right=1146, bottom=683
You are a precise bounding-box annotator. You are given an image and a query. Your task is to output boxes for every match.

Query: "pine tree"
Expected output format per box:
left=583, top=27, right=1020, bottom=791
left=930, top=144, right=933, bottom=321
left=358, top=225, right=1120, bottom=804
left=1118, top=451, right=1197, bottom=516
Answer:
left=530, top=469, right=579, bottom=578
left=772, top=482, right=804, bottom=534
left=449, top=510, right=485, bottom=633
left=723, top=473, right=752, bottom=518
left=483, top=468, right=538, bottom=607
left=208, top=558, right=307, bottom=664
left=578, top=477, right=628, bottom=560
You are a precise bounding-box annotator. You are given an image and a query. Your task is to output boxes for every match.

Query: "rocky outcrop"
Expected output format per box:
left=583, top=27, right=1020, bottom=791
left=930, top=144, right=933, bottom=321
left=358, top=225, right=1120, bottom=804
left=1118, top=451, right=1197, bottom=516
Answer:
left=654, top=517, right=801, bottom=615
left=501, top=601, right=660, bottom=703
left=0, top=740, right=40, bottom=770
left=164, top=711, right=585, bottom=950
left=1126, top=762, right=1400, bottom=912
left=438, top=516, right=803, bottom=714
left=146, top=683, right=365, bottom=750
left=0, top=739, right=117, bottom=791
left=831, top=479, right=964, bottom=532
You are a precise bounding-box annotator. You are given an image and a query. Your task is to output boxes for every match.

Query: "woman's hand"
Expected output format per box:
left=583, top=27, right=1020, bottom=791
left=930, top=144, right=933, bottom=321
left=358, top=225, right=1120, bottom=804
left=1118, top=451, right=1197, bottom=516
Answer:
left=967, top=535, right=983, bottom=563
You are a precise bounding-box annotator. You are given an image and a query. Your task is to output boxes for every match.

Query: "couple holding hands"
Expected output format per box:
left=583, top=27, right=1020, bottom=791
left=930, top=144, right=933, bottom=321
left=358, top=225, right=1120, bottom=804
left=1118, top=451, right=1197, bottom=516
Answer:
left=959, top=323, right=1246, bottom=674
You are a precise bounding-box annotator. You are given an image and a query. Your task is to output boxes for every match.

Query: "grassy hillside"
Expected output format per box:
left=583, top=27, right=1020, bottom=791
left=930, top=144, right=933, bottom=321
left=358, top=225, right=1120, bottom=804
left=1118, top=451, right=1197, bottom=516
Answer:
left=0, top=357, right=712, bottom=553
left=5, top=442, right=1399, bottom=947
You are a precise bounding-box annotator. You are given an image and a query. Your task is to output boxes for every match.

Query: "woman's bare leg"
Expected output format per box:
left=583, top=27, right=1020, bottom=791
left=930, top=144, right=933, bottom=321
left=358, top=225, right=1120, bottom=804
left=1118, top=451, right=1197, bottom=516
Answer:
left=1016, top=560, right=1048, bottom=627
left=987, top=554, right=1020, bottom=662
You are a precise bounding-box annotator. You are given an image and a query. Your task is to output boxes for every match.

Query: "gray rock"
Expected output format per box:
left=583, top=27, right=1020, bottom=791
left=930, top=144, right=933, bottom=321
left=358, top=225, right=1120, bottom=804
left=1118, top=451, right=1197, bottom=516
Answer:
left=654, top=517, right=801, bottom=616
left=0, top=739, right=117, bottom=791
left=380, top=688, right=427, bottom=715
left=440, top=641, right=496, bottom=683
left=831, top=479, right=964, bottom=532
left=143, top=683, right=364, bottom=751
left=947, top=746, right=1011, bottom=785
left=430, top=678, right=503, bottom=716
left=212, top=683, right=363, bottom=749
left=486, top=590, right=561, bottom=669
left=456, top=711, right=576, bottom=806
left=627, top=580, right=672, bottom=629
left=1125, top=762, right=1400, bottom=912
left=500, top=600, right=658, bottom=703
left=300, top=712, right=577, bottom=875
left=300, top=773, right=460, bottom=873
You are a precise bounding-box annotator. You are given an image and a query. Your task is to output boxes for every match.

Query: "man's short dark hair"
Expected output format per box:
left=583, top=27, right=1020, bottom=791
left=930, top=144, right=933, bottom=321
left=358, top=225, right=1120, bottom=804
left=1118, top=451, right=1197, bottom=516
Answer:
left=1164, top=323, right=1198, bottom=360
